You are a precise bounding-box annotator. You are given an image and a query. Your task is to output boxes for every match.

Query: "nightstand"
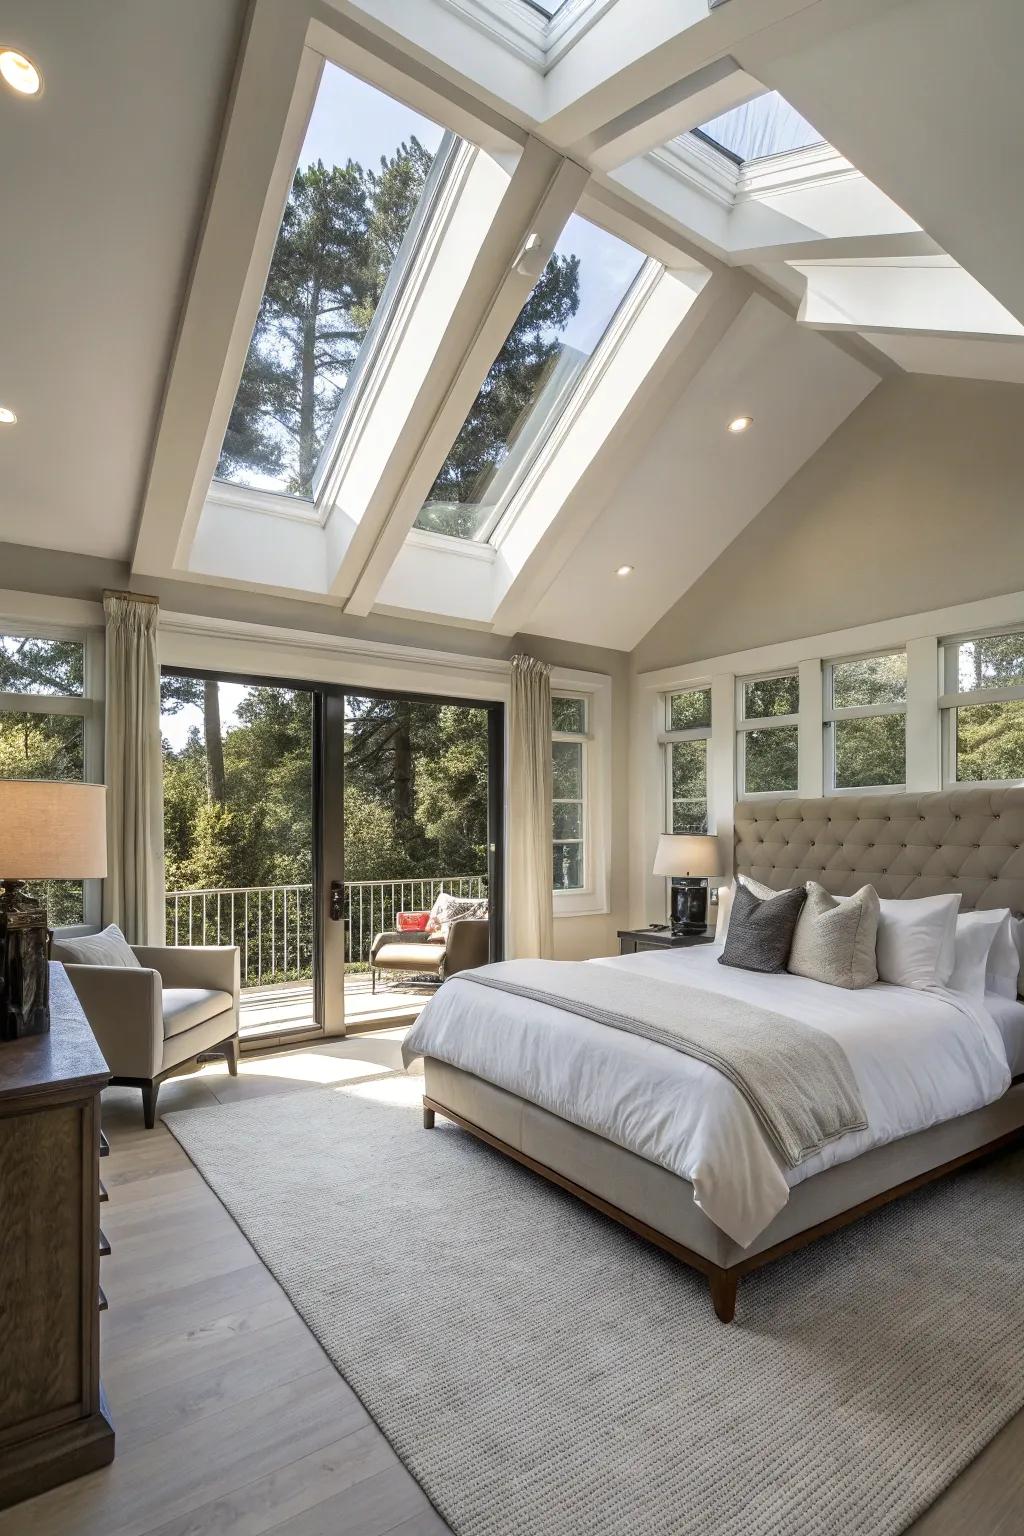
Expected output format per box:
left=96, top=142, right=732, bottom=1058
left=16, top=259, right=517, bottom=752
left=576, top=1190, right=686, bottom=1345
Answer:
left=617, top=926, right=715, bottom=955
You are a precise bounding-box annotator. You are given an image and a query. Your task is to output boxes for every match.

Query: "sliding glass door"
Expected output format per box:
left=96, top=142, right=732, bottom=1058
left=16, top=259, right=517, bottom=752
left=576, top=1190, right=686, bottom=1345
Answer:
left=161, top=667, right=503, bottom=1045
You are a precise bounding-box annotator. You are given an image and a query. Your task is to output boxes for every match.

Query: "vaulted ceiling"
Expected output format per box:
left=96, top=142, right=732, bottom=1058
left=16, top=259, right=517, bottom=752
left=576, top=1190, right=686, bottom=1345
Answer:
left=2, top=0, right=1021, bottom=651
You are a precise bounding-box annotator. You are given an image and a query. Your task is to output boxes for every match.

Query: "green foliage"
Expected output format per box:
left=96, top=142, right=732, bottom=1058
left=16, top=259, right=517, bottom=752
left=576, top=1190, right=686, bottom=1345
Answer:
left=832, top=653, right=906, bottom=708
left=834, top=714, right=906, bottom=788
left=744, top=675, right=798, bottom=718
left=669, top=689, right=711, bottom=731
left=416, top=253, right=582, bottom=535
left=671, top=739, right=707, bottom=834
left=957, top=701, right=1024, bottom=782
left=0, top=634, right=84, bottom=695
left=744, top=725, right=798, bottom=793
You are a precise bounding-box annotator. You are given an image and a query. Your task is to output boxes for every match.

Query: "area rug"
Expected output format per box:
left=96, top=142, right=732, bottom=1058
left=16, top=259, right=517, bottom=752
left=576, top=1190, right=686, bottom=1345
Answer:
left=165, top=1076, right=1024, bottom=1536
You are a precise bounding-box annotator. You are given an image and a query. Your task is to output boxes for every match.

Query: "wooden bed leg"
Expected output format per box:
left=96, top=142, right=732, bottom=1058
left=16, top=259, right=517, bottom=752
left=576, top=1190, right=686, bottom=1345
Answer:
left=708, top=1269, right=738, bottom=1323
left=423, top=1103, right=436, bottom=1129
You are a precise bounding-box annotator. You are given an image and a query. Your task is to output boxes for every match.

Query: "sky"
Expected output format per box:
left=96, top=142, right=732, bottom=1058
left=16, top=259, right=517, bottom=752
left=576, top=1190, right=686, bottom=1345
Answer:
left=698, top=90, right=824, bottom=162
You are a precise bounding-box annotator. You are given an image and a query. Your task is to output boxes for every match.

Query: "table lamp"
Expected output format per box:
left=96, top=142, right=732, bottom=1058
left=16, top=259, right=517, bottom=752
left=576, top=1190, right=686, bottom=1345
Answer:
left=652, top=833, right=721, bottom=935
left=0, top=781, right=107, bottom=1040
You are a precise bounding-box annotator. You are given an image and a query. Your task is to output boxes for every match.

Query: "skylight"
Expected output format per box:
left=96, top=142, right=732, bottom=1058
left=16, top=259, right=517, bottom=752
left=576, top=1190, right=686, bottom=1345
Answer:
left=414, top=214, right=647, bottom=541
left=695, top=90, right=824, bottom=164
left=215, top=64, right=449, bottom=501
left=525, top=0, right=572, bottom=16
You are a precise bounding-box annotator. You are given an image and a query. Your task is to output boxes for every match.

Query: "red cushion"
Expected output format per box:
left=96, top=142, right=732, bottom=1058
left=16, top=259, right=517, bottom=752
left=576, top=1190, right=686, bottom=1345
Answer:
left=397, top=911, right=430, bottom=932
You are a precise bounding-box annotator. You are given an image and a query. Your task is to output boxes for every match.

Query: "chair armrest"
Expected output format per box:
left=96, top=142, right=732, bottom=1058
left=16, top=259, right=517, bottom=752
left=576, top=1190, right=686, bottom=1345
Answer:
left=442, top=918, right=490, bottom=978
left=370, top=930, right=431, bottom=964
left=133, top=945, right=240, bottom=1000
left=60, top=963, right=163, bottom=1079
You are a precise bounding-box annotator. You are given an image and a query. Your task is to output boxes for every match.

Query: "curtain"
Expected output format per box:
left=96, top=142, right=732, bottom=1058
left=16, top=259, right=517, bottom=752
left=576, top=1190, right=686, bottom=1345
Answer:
left=508, top=654, right=553, bottom=959
left=102, top=593, right=165, bottom=944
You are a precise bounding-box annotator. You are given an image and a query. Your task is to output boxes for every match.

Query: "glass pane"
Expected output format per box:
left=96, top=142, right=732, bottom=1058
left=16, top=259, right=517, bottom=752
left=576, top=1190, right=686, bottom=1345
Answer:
left=671, top=739, right=707, bottom=833
left=553, top=840, right=583, bottom=890
left=0, top=709, right=86, bottom=927
left=415, top=214, right=646, bottom=539
left=0, top=712, right=84, bottom=779
left=552, top=740, right=582, bottom=799
left=552, top=696, right=587, bottom=734
left=744, top=726, right=798, bottom=793
left=668, top=688, right=711, bottom=731
left=0, top=633, right=84, bottom=695
left=743, top=675, right=798, bottom=720
left=833, top=715, right=905, bottom=788
left=553, top=801, right=581, bottom=839
left=832, top=653, right=907, bottom=709
left=957, top=633, right=1024, bottom=693
left=696, top=91, right=824, bottom=163
left=956, top=701, right=1024, bottom=783
left=161, top=677, right=316, bottom=1000
left=215, top=64, right=448, bottom=499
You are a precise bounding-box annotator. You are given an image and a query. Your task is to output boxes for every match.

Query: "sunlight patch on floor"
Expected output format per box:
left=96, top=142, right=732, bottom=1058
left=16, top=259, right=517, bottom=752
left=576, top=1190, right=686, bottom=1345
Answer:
left=340, top=1074, right=423, bottom=1108
left=238, top=1052, right=390, bottom=1086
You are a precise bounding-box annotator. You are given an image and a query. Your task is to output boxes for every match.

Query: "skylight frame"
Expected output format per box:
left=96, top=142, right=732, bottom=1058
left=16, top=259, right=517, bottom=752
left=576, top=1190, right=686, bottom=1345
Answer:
left=210, top=62, right=462, bottom=516
left=413, top=215, right=660, bottom=550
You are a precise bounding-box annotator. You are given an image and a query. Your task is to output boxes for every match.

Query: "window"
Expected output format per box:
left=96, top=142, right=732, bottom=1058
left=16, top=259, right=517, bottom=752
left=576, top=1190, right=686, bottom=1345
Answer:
left=662, top=688, right=711, bottom=834
left=214, top=63, right=451, bottom=501
left=942, top=629, right=1024, bottom=784
left=552, top=695, right=587, bottom=890
left=0, top=629, right=101, bottom=928
left=825, top=652, right=906, bottom=790
left=737, top=673, right=798, bottom=796
left=695, top=91, right=824, bottom=164
left=415, top=214, right=648, bottom=541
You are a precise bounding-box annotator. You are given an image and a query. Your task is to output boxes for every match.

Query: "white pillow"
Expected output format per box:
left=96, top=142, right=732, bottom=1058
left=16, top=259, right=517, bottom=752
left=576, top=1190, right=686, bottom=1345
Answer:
left=876, top=894, right=962, bottom=989
left=981, top=912, right=1021, bottom=999
left=948, top=910, right=1007, bottom=997
left=55, top=923, right=140, bottom=968
left=715, top=875, right=793, bottom=943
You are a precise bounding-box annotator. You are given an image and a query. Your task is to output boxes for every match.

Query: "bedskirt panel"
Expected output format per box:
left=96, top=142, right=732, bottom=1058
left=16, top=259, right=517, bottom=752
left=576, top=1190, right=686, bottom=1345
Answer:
left=424, top=1059, right=1024, bottom=1268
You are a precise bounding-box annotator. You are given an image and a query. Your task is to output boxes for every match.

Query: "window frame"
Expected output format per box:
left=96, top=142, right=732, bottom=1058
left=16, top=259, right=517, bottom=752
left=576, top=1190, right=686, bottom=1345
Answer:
left=823, top=648, right=907, bottom=794
left=0, top=619, right=104, bottom=934
left=660, top=686, right=712, bottom=835
left=940, top=625, right=1024, bottom=788
left=551, top=691, right=589, bottom=897
left=735, top=669, right=799, bottom=800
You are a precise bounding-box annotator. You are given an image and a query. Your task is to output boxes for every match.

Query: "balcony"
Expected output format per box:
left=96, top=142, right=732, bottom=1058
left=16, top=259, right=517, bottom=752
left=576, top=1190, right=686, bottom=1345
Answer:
left=165, top=876, right=487, bottom=1037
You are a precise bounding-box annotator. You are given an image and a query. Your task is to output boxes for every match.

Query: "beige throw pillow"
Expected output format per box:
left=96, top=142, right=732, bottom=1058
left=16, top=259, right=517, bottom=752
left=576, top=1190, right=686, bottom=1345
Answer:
left=788, top=882, right=880, bottom=990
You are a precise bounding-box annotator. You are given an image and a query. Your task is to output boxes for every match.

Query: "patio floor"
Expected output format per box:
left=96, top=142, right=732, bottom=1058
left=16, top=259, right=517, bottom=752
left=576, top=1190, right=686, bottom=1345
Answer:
left=239, top=972, right=438, bottom=1039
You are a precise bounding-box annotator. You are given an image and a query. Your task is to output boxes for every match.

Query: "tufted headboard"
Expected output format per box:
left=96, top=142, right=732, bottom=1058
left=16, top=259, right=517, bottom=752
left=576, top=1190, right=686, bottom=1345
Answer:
left=734, top=787, right=1024, bottom=912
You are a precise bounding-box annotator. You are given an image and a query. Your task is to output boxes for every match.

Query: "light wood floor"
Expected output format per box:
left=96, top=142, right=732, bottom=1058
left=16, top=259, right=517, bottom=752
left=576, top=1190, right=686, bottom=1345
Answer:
left=2, top=1033, right=1021, bottom=1536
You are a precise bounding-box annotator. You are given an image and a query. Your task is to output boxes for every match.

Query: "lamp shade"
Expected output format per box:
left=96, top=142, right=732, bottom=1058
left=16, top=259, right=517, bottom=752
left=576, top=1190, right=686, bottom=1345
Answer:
left=652, top=833, right=720, bottom=879
left=0, top=781, right=107, bottom=879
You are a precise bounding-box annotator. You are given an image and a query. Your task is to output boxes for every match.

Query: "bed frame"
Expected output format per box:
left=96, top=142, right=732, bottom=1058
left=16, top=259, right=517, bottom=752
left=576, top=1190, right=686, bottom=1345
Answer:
left=421, top=787, right=1024, bottom=1321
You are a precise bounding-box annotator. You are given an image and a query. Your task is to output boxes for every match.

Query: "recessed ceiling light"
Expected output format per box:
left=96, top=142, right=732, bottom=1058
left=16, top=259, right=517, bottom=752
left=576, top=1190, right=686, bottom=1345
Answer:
left=615, top=564, right=634, bottom=577
left=0, top=49, right=43, bottom=97
left=727, top=415, right=753, bottom=434
left=0, top=406, right=17, bottom=425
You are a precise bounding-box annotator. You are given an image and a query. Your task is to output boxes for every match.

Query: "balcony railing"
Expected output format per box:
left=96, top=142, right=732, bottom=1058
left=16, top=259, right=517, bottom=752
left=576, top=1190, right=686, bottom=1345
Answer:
left=165, top=875, right=487, bottom=988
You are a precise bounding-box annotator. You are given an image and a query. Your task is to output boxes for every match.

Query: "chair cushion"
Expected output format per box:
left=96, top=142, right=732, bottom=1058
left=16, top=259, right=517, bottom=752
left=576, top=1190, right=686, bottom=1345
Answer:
left=52, top=923, right=140, bottom=967
left=397, top=911, right=431, bottom=932
left=162, top=987, right=234, bottom=1041
left=374, top=942, right=445, bottom=975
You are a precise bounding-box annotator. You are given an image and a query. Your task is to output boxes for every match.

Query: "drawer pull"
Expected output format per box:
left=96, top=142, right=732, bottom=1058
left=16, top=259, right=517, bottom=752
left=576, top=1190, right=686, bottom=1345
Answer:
left=99, top=1131, right=110, bottom=1158
left=99, top=1180, right=108, bottom=1203
left=98, top=1287, right=108, bottom=1313
left=99, top=1229, right=111, bottom=1257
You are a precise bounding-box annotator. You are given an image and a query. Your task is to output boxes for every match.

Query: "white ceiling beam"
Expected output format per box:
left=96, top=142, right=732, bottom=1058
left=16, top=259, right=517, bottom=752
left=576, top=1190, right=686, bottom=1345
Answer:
left=575, top=58, right=762, bottom=173
left=729, top=230, right=940, bottom=265
left=538, top=0, right=873, bottom=152
left=132, top=0, right=315, bottom=579
left=794, top=261, right=1024, bottom=339
left=339, top=140, right=590, bottom=616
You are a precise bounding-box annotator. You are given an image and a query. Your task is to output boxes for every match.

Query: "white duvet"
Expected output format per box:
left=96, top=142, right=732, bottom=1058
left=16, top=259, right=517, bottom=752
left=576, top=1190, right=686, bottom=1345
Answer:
left=403, top=942, right=1012, bottom=1248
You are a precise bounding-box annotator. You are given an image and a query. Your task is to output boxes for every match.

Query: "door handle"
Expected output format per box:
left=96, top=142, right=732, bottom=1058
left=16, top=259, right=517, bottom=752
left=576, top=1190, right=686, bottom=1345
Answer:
left=329, top=881, right=345, bottom=921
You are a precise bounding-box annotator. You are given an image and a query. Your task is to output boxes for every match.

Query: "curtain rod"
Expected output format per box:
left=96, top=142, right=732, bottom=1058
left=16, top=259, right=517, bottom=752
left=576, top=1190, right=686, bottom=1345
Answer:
left=102, top=589, right=159, bottom=605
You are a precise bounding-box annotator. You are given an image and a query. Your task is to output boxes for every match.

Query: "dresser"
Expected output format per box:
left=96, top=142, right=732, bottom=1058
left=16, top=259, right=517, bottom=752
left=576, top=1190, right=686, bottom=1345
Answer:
left=0, top=963, right=114, bottom=1508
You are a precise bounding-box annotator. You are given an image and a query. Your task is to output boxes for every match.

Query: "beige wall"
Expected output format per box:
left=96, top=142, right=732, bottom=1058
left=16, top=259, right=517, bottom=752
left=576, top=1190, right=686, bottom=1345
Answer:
left=632, top=374, right=1024, bottom=673
left=0, top=541, right=630, bottom=958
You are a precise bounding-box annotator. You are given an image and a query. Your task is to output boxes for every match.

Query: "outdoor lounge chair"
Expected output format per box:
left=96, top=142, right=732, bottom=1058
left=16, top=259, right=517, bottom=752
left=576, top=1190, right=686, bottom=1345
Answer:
left=369, top=915, right=489, bottom=992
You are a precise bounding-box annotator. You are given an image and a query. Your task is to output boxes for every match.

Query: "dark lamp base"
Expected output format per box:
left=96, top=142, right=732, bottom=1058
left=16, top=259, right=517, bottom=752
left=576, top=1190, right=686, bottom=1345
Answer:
left=0, top=880, right=50, bottom=1042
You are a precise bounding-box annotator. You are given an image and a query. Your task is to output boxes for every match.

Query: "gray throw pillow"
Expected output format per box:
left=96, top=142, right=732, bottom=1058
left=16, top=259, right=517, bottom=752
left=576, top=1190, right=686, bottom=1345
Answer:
left=719, top=881, right=806, bottom=974
left=788, top=882, right=879, bottom=989
left=52, top=923, right=140, bottom=968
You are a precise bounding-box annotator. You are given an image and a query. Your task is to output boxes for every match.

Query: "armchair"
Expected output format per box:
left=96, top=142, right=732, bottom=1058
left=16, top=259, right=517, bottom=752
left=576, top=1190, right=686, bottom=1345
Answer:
left=51, top=939, right=240, bottom=1127
left=369, top=917, right=489, bottom=992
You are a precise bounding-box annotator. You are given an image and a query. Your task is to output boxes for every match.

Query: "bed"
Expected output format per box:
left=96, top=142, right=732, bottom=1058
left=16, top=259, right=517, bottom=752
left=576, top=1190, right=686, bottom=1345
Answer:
left=405, top=787, right=1024, bottom=1321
